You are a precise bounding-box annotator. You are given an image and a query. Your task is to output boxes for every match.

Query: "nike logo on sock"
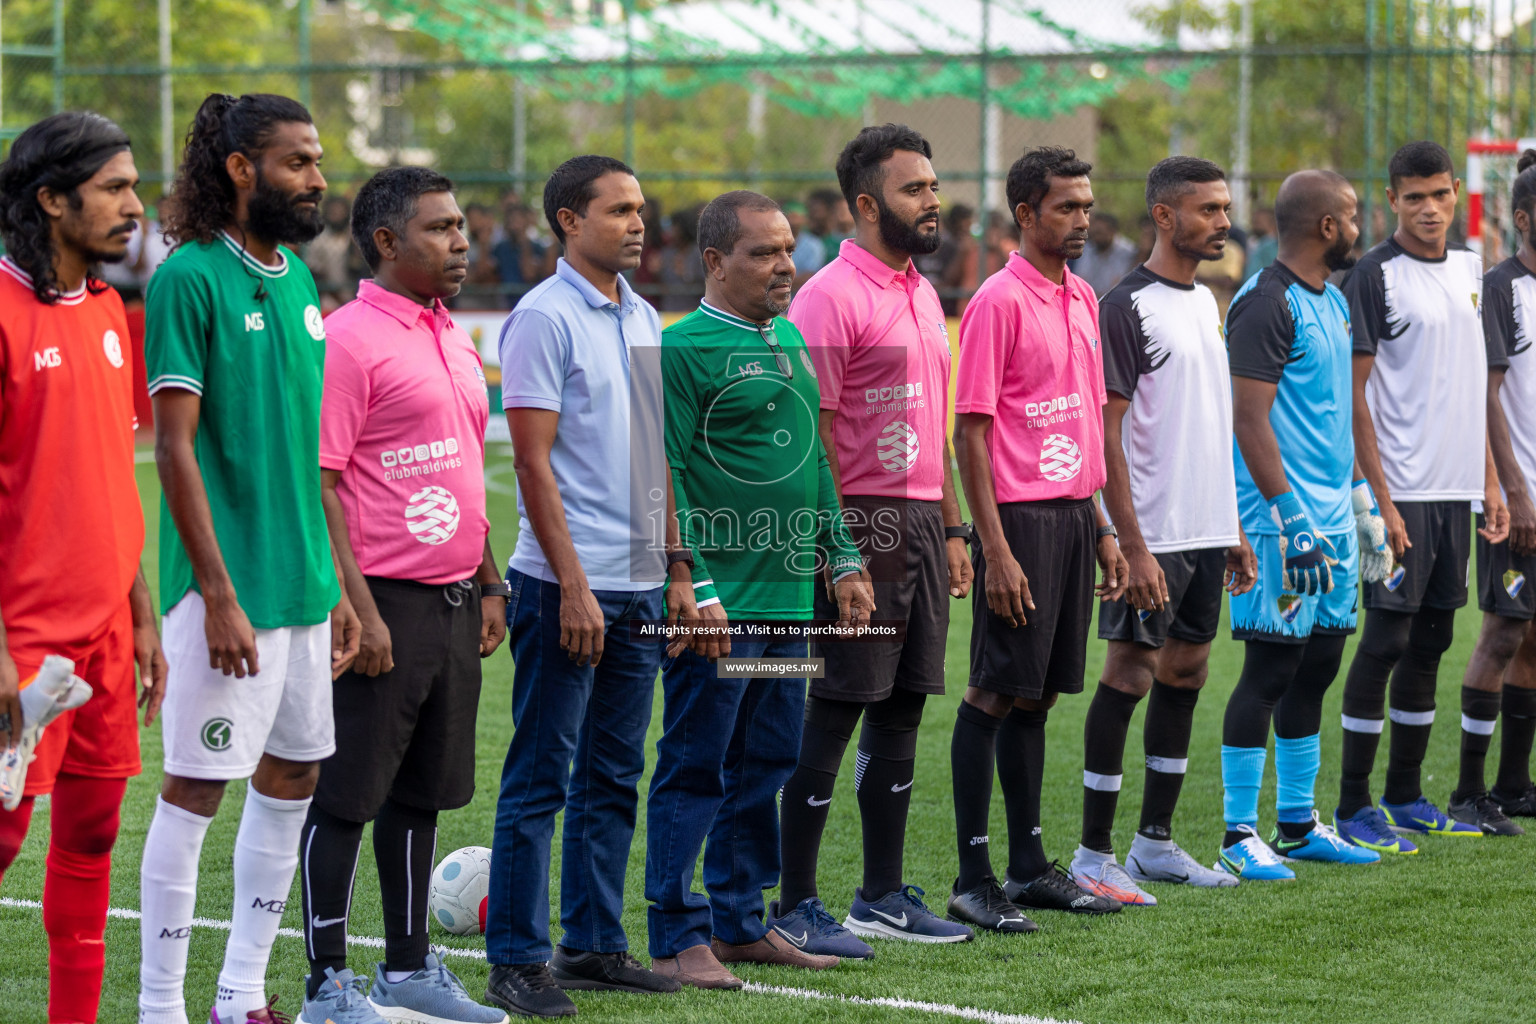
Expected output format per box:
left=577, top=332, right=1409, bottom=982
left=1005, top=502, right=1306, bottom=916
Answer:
left=807, top=796, right=832, bottom=807
left=311, top=915, right=348, bottom=930
left=890, top=780, right=914, bottom=793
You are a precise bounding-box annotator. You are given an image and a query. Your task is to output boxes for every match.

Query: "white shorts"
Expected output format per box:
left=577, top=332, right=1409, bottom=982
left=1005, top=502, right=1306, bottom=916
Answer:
left=160, top=591, right=336, bottom=780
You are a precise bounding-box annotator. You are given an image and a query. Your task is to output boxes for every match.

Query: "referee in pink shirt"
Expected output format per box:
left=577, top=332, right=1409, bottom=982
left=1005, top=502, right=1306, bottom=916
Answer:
left=298, top=167, right=511, bottom=1023
left=948, top=148, right=1129, bottom=932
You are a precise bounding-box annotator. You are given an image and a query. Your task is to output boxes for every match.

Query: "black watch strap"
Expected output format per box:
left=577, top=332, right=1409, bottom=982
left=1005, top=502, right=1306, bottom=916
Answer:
left=666, top=549, right=695, bottom=568
left=480, top=581, right=513, bottom=599
left=1095, top=524, right=1118, bottom=540
left=945, top=523, right=974, bottom=542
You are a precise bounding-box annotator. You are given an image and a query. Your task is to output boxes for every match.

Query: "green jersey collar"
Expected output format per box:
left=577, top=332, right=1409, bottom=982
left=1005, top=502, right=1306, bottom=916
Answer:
left=220, top=231, right=290, bottom=278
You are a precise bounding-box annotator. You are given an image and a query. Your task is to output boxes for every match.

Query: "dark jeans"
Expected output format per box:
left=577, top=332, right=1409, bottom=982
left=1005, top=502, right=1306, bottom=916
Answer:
left=644, top=633, right=808, bottom=958
left=486, top=570, right=664, bottom=965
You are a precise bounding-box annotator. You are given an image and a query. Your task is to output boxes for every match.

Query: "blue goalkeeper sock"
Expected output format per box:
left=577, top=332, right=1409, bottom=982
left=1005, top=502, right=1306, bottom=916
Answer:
left=1274, top=733, right=1322, bottom=840
left=1221, top=745, right=1267, bottom=843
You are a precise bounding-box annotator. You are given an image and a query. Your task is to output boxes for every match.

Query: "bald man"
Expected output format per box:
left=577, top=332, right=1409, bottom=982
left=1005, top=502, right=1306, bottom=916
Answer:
left=1216, top=171, right=1387, bottom=879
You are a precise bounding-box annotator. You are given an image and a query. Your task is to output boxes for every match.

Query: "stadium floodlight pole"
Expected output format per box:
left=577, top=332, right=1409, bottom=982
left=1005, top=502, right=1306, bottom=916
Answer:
left=159, top=0, right=172, bottom=185
left=1233, top=0, right=1252, bottom=230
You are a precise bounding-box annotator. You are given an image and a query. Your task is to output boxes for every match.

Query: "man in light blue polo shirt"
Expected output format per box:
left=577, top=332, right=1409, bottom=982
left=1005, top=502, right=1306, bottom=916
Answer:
left=484, top=154, right=694, bottom=1018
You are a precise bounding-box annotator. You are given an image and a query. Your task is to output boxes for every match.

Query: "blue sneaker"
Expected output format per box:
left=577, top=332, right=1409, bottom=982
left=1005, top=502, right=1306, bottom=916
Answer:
left=1268, top=812, right=1380, bottom=864
left=768, top=897, right=873, bottom=959
left=1218, top=824, right=1296, bottom=881
left=1379, top=796, right=1482, bottom=836
left=369, top=952, right=509, bottom=1023
left=844, top=884, right=974, bottom=944
left=297, top=968, right=387, bottom=1024
left=1333, top=805, right=1419, bottom=855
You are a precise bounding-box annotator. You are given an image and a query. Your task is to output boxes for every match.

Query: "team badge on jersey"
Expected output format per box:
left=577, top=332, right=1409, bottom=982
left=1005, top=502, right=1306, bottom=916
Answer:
left=405, top=484, right=461, bottom=545
left=304, top=304, right=326, bottom=341
left=102, top=329, right=124, bottom=368
left=1506, top=570, right=1527, bottom=598
left=876, top=419, right=919, bottom=472
left=1038, top=433, right=1083, bottom=482
left=799, top=347, right=817, bottom=378
left=1384, top=563, right=1406, bottom=591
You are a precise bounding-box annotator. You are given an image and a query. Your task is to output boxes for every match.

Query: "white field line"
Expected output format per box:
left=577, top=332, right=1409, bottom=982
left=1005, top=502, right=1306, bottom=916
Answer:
left=0, top=896, right=1080, bottom=1024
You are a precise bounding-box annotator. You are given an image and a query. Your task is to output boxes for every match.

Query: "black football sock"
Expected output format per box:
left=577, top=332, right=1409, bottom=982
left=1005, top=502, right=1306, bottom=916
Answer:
left=1139, top=681, right=1200, bottom=840
left=1496, top=685, right=1536, bottom=794
left=997, top=706, right=1049, bottom=883
left=1339, top=610, right=1412, bottom=816
left=374, top=798, right=438, bottom=975
left=1080, top=683, right=1141, bottom=854
left=779, top=695, right=862, bottom=910
left=1383, top=608, right=1455, bottom=806
left=300, top=803, right=366, bottom=998
left=1456, top=686, right=1503, bottom=798
left=952, top=700, right=1004, bottom=891
left=854, top=688, right=925, bottom=900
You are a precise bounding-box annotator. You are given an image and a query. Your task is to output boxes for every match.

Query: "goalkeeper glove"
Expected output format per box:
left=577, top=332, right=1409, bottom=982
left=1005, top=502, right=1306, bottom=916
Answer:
left=1352, top=479, right=1392, bottom=584
left=1269, top=491, right=1337, bottom=595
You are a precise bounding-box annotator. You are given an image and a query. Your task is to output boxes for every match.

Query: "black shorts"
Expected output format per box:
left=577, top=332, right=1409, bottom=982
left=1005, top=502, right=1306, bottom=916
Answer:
left=811, top=497, right=949, bottom=702
left=1362, top=500, right=1470, bottom=613
left=1098, top=547, right=1226, bottom=647
left=1476, top=514, right=1536, bottom=620
left=314, top=575, right=484, bottom=822
left=968, top=498, right=1096, bottom=700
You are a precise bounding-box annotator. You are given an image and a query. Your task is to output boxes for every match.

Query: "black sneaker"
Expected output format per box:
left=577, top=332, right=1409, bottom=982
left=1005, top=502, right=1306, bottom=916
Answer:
left=1003, top=862, right=1122, bottom=915
left=486, top=962, right=578, bottom=1018
left=945, top=876, right=1038, bottom=933
left=1449, top=791, right=1525, bottom=836
left=550, top=947, right=682, bottom=993
left=1492, top=783, right=1536, bottom=818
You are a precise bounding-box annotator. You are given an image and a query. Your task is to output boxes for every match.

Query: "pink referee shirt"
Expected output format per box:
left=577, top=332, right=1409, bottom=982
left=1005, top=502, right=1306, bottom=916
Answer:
left=319, top=279, right=490, bottom=584
left=954, top=251, right=1107, bottom=503
left=788, top=239, right=951, bottom=501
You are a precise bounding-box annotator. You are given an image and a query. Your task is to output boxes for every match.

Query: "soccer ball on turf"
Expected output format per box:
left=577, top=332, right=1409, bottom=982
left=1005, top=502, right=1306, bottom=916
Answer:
left=429, top=846, right=491, bottom=936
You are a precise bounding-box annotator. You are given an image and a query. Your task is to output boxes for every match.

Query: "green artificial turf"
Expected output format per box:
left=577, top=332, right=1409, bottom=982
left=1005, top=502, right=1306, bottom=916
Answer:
left=2, top=446, right=1534, bottom=1024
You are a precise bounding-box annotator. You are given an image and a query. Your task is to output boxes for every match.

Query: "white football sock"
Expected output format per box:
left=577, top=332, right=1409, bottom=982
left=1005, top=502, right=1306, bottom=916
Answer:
left=215, top=784, right=310, bottom=1022
left=139, top=797, right=213, bottom=1024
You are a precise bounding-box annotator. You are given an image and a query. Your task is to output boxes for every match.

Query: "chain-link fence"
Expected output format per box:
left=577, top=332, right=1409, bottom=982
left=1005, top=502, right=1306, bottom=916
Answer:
left=5, top=0, right=1536, bottom=308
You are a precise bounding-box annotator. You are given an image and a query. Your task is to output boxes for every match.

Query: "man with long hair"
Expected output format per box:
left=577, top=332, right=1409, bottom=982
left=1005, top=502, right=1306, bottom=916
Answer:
left=137, top=92, right=359, bottom=1024
left=0, top=109, right=167, bottom=1024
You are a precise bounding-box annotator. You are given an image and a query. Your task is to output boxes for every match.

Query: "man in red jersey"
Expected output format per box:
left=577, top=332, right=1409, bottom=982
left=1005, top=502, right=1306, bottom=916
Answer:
left=0, top=111, right=167, bottom=1023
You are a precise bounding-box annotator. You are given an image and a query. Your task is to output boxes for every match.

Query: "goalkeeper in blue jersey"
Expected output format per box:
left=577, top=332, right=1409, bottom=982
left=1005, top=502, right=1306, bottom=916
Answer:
left=1216, top=170, right=1392, bottom=879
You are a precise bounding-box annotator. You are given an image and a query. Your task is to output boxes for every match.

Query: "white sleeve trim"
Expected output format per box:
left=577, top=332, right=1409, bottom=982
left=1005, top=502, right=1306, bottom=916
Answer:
left=694, top=597, right=721, bottom=609
left=147, top=374, right=204, bottom=396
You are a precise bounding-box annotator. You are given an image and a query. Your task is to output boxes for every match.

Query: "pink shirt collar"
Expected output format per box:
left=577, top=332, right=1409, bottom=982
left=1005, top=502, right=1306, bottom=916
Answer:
left=1005, top=250, right=1086, bottom=303
left=357, top=278, right=449, bottom=329
left=836, top=238, right=922, bottom=291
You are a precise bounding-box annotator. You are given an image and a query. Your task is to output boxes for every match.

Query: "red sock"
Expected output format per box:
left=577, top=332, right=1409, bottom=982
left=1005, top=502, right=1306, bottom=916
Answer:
left=0, top=795, right=36, bottom=883
left=44, top=774, right=126, bottom=1024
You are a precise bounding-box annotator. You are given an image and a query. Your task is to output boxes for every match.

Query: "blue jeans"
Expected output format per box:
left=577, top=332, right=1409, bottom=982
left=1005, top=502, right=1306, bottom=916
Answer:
left=486, top=570, right=664, bottom=965
left=644, top=633, right=808, bottom=958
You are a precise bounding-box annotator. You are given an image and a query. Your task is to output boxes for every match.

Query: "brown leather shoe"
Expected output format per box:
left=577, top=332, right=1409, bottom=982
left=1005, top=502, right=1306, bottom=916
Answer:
left=710, top=931, right=839, bottom=970
left=650, top=943, right=745, bottom=990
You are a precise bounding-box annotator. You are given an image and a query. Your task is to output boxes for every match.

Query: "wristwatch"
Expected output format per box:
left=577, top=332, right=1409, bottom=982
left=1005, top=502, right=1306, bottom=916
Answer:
left=945, top=523, right=974, bottom=543
left=480, top=582, right=512, bottom=599
left=666, top=549, right=695, bottom=569
left=1095, top=524, right=1119, bottom=540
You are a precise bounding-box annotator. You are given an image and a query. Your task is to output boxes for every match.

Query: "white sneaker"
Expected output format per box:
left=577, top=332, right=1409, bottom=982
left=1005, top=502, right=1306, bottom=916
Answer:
left=1125, top=832, right=1239, bottom=888
left=1, top=655, right=92, bottom=810
left=1068, top=844, right=1157, bottom=906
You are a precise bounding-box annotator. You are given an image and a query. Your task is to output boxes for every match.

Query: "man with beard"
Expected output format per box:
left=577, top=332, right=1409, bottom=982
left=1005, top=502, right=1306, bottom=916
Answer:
left=1334, top=141, right=1511, bottom=847
left=1216, top=170, right=1383, bottom=879
left=773, top=124, right=974, bottom=956
left=646, top=190, right=874, bottom=988
left=948, top=147, right=1129, bottom=933
left=296, top=167, right=510, bottom=1024
left=138, top=93, right=360, bottom=1024
left=0, top=111, right=168, bottom=1024
left=1077, top=157, right=1256, bottom=903
left=1453, top=150, right=1536, bottom=828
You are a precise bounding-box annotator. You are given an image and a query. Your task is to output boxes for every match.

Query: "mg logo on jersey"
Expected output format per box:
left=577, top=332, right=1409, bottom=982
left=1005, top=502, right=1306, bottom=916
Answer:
left=799, top=348, right=818, bottom=378
left=1038, top=433, right=1083, bottom=482
left=33, top=347, right=61, bottom=371
left=405, top=485, right=460, bottom=545
left=304, top=304, right=326, bottom=341
left=201, top=717, right=233, bottom=751
left=103, top=329, right=124, bottom=368
left=244, top=312, right=265, bottom=332
left=876, top=420, right=919, bottom=472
